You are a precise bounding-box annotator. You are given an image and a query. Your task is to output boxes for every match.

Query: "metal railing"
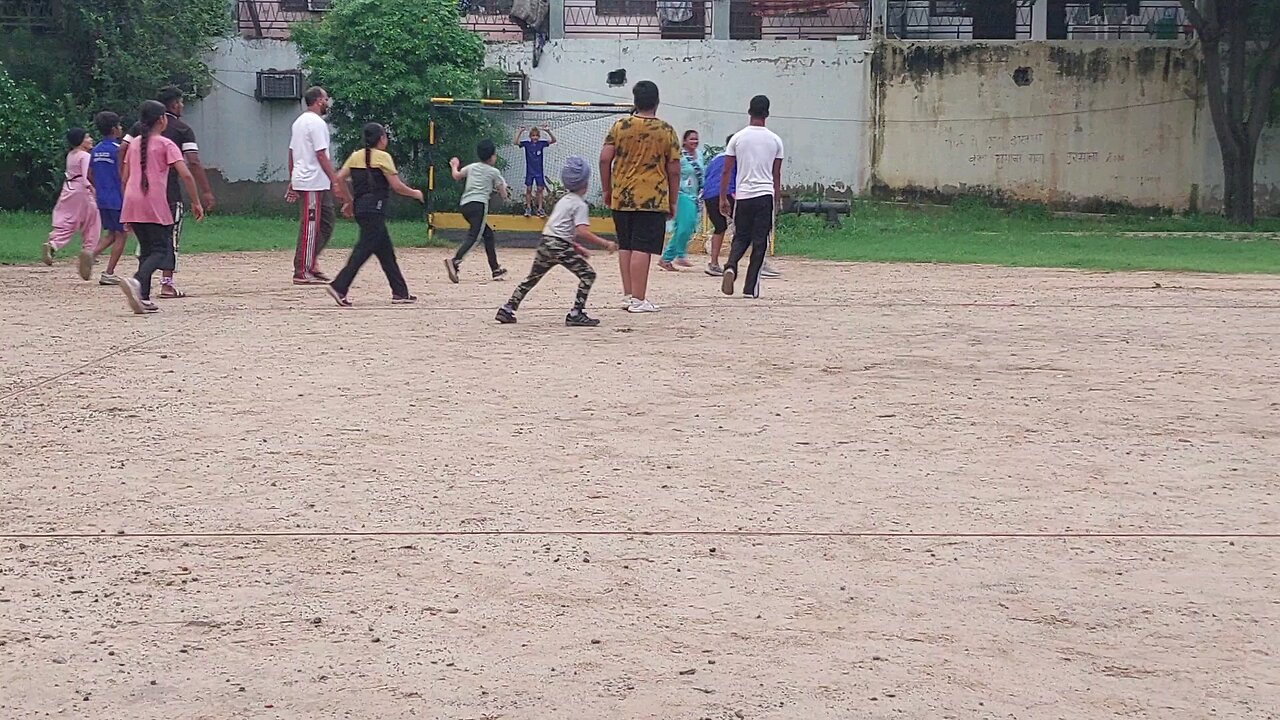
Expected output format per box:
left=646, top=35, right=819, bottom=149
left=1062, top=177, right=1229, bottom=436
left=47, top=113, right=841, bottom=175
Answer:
left=564, top=0, right=715, bottom=39
left=729, top=0, right=870, bottom=40
left=1061, top=1, right=1193, bottom=39
left=887, top=0, right=1035, bottom=40
left=459, top=0, right=535, bottom=39
left=0, top=0, right=56, bottom=30
left=236, top=0, right=318, bottom=40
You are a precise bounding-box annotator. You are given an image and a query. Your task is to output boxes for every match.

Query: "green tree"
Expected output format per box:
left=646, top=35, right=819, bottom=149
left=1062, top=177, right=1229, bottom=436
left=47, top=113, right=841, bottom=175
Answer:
left=1179, top=0, right=1280, bottom=224
left=0, top=66, right=62, bottom=210
left=292, top=0, right=507, bottom=202
left=0, top=0, right=230, bottom=207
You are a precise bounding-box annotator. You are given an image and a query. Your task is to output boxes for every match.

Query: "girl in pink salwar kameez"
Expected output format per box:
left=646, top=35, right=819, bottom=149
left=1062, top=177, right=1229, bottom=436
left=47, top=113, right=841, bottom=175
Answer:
left=42, top=128, right=101, bottom=269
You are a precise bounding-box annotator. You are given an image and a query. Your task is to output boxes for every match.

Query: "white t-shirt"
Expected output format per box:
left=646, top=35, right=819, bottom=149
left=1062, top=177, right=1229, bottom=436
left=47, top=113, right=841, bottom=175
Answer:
left=544, top=192, right=590, bottom=241
left=725, top=125, right=784, bottom=201
left=290, top=111, right=332, bottom=191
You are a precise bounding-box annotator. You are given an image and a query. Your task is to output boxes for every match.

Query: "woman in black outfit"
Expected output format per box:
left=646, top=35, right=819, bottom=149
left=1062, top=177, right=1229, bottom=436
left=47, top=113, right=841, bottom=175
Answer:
left=327, top=122, right=423, bottom=306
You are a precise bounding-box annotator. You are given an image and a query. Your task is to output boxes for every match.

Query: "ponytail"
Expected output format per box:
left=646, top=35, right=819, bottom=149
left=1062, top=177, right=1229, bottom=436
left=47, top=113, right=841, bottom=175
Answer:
left=361, top=122, right=385, bottom=173
left=135, top=100, right=167, bottom=195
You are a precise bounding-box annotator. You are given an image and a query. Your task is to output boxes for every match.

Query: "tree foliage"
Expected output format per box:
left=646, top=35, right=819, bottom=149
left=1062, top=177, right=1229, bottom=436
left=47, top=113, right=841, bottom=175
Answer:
left=1179, top=0, right=1280, bottom=224
left=0, top=0, right=230, bottom=208
left=292, top=0, right=508, bottom=206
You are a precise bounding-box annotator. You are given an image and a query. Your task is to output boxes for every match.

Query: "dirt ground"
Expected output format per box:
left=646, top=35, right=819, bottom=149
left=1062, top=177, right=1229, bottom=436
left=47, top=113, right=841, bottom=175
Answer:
left=1, top=249, right=1278, bottom=719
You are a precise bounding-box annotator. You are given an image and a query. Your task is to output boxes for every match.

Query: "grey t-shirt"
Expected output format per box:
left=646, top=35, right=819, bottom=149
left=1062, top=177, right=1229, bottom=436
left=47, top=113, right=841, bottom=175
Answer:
left=544, top=192, right=590, bottom=240
left=459, top=162, right=506, bottom=206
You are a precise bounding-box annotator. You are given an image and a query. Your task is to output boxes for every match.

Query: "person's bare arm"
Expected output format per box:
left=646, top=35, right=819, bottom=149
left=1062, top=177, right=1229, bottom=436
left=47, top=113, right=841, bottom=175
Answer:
left=575, top=224, right=616, bottom=251
left=496, top=180, right=509, bottom=201
left=599, top=144, right=615, bottom=207
left=120, top=146, right=131, bottom=190
left=387, top=173, right=424, bottom=202
left=545, top=127, right=557, bottom=145
left=719, top=156, right=736, bottom=217
left=772, top=157, right=783, bottom=201
left=172, top=160, right=205, bottom=220
left=316, top=149, right=348, bottom=203
left=450, top=157, right=465, bottom=181
left=184, top=150, right=216, bottom=212
left=285, top=149, right=297, bottom=203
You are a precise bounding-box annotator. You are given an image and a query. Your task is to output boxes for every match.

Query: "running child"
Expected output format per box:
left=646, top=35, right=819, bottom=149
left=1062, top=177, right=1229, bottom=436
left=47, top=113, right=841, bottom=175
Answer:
left=87, top=111, right=128, bottom=285
left=42, top=128, right=100, bottom=272
left=118, top=100, right=205, bottom=314
left=325, top=122, right=421, bottom=307
left=496, top=156, right=617, bottom=327
left=445, top=139, right=509, bottom=283
left=514, top=125, right=556, bottom=217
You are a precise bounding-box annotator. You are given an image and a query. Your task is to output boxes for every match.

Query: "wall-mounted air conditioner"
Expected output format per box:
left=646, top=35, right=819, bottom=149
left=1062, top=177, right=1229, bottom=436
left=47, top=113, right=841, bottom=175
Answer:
left=256, top=70, right=304, bottom=101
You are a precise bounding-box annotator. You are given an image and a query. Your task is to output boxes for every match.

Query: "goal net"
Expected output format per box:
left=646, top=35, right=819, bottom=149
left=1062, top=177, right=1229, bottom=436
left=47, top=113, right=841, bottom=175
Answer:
left=428, top=99, right=631, bottom=219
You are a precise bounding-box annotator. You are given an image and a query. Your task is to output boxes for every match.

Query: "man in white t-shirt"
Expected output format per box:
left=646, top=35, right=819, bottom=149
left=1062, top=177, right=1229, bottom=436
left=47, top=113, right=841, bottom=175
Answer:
left=286, top=87, right=350, bottom=285
left=719, top=95, right=784, bottom=299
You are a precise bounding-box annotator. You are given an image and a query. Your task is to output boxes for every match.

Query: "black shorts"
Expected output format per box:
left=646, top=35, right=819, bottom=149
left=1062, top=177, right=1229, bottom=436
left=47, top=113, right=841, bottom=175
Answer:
left=611, top=210, right=666, bottom=255
left=704, top=198, right=733, bottom=234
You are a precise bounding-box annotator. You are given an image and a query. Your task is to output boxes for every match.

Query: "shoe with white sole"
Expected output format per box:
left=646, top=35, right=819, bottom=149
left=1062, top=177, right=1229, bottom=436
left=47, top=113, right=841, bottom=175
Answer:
left=721, top=267, right=736, bottom=296
left=99, top=273, right=121, bottom=286
left=620, top=295, right=634, bottom=310
left=627, top=299, right=660, bottom=313
left=120, top=277, right=146, bottom=314
left=42, top=242, right=54, bottom=266
left=760, top=261, right=781, bottom=279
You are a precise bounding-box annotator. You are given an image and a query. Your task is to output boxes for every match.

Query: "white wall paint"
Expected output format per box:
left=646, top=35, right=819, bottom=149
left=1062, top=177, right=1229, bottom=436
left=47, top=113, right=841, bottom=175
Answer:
left=486, top=39, right=875, bottom=195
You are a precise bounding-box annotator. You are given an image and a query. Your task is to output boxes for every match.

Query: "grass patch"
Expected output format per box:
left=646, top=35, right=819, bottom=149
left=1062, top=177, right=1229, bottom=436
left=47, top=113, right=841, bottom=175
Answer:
left=0, top=212, right=447, bottom=265
left=5, top=201, right=1280, bottom=274
left=776, top=201, right=1280, bottom=274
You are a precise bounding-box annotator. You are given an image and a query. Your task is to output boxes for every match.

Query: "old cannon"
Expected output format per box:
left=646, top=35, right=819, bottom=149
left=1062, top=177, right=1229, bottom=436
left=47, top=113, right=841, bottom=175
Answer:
left=780, top=199, right=851, bottom=228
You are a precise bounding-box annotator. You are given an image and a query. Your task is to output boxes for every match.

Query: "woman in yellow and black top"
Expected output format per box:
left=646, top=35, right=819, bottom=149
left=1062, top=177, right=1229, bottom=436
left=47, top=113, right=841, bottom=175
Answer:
left=326, top=122, right=424, bottom=307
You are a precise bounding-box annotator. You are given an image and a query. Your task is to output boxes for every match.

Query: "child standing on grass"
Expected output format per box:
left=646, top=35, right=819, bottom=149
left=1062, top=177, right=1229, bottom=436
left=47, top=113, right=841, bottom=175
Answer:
left=445, top=139, right=509, bottom=284
left=43, top=128, right=100, bottom=271
left=118, top=100, right=204, bottom=315
left=496, top=156, right=617, bottom=327
left=325, top=122, right=422, bottom=307
left=87, top=111, right=128, bottom=285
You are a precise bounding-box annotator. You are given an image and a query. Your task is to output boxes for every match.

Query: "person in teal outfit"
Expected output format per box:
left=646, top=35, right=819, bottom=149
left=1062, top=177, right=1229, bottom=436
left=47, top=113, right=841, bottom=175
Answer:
left=659, top=129, right=703, bottom=270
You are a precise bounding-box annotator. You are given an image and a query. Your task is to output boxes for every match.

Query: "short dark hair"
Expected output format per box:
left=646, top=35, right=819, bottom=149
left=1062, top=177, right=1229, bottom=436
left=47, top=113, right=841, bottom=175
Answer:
left=725, top=134, right=733, bottom=145
left=94, top=111, right=121, bottom=138
left=682, top=129, right=698, bottom=141
left=749, top=95, right=770, bottom=119
left=157, top=85, right=184, bottom=110
left=476, top=138, right=496, bottom=162
left=65, top=127, right=87, bottom=148
left=632, top=80, right=659, bottom=112
left=304, top=86, right=327, bottom=107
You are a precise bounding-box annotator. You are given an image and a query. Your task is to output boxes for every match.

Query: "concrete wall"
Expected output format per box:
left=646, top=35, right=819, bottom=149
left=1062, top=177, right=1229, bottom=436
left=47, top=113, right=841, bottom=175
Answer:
left=871, top=41, right=1205, bottom=211
left=485, top=39, right=874, bottom=196
left=1200, top=119, right=1280, bottom=215
left=185, top=37, right=303, bottom=212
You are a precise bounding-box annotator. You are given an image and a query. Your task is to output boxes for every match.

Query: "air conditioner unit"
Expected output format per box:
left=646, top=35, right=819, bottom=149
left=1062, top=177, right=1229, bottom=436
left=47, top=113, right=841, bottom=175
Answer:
left=307, top=0, right=332, bottom=10
left=504, top=72, right=528, bottom=102
left=256, top=70, right=304, bottom=101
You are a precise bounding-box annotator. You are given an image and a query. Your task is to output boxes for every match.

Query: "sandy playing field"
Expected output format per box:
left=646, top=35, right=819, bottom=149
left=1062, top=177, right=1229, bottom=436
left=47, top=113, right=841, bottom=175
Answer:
left=1, top=248, right=1278, bottom=719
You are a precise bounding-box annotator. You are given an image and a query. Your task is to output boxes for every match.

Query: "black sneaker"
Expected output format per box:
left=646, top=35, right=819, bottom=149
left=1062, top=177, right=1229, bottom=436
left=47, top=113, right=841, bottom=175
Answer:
left=495, top=306, right=517, bottom=324
left=391, top=294, right=417, bottom=304
left=565, top=311, right=600, bottom=327
left=445, top=258, right=460, bottom=284
left=492, top=267, right=508, bottom=281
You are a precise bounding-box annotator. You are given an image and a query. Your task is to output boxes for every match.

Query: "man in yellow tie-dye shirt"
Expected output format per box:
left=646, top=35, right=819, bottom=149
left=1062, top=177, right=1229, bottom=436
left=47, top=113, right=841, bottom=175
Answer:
left=600, top=80, right=680, bottom=314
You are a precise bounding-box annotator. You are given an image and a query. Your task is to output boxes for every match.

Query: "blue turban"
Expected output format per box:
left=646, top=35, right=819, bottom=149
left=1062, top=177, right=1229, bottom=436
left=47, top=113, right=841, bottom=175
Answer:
left=561, top=155, right=591, bottom=193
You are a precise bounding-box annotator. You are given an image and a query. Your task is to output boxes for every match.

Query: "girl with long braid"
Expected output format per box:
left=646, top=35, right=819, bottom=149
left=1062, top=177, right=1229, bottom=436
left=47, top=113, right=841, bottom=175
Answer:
left=119, top=100, right=204, bottom=314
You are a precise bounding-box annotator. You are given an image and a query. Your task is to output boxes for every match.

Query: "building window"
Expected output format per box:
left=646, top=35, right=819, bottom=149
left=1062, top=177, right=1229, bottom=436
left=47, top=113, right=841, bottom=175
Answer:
left=929, top=0, right=967, bottom=16
left=595, top=0, right=659, bottom=15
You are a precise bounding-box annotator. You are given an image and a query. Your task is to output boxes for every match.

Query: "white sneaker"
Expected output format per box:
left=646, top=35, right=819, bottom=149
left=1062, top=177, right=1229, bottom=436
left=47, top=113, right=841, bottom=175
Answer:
left=760, top=261, right=781, bottom=279
left=627, top=299, right=660, bottom=313
left=620, top=295, right=634, bottom=309
left=120, top=277, right=146, bottom=314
